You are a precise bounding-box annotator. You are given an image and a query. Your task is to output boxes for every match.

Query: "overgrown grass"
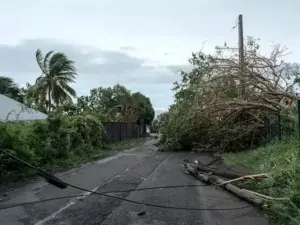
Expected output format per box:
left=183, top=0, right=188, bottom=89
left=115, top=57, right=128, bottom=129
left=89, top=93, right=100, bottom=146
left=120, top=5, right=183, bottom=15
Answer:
left=223, top=140, right=300, bottom=225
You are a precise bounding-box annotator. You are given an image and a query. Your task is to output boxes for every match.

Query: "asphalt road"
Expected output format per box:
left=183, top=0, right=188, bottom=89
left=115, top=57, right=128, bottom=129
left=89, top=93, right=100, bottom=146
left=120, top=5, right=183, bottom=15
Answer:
left=0, top=139, right=270, bottom=225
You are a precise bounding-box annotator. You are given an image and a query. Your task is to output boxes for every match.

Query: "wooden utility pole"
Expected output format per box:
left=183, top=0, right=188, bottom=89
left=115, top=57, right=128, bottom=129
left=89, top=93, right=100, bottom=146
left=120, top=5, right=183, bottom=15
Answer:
left=238, top=14, right=245, bottom=96
left=238, top=14, right=244, bottom=67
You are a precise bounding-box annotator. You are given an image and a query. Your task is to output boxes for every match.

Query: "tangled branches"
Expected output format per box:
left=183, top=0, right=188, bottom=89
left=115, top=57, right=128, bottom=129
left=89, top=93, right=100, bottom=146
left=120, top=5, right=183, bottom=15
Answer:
left=160, top=38, right=300, bottom=152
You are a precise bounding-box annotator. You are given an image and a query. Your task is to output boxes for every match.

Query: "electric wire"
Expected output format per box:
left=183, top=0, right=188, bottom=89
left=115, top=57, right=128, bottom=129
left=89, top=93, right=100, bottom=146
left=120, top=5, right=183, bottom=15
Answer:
left=0, top=148, right=270, bottom=212
left=0, top=183, right=280, bottom=211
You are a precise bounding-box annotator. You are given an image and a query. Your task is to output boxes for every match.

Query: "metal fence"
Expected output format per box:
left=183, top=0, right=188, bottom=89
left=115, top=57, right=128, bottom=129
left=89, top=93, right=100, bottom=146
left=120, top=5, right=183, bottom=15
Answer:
left=264, top=100, right=300, bottom=141
left=103, top=121, right=146, bottom=142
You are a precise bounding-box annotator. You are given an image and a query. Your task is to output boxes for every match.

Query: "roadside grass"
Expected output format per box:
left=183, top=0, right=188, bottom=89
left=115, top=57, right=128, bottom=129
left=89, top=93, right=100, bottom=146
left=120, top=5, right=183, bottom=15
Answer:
left=103, top=137, right=149, bottom=151
left=0, top=137, right=149, bottom=185
left=223, top=139, right=300, bottom=225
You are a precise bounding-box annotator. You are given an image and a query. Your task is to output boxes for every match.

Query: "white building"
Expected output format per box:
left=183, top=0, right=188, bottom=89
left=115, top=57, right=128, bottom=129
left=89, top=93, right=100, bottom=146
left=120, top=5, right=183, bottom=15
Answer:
left=0, top=94, right=48, bottom=122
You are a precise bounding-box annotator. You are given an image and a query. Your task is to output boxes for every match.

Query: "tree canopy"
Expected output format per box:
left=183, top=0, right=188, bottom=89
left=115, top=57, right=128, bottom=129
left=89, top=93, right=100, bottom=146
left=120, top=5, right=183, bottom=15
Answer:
left=0, top=76, right=23, bottom=102
left=73, top=84, right=155, bottom=124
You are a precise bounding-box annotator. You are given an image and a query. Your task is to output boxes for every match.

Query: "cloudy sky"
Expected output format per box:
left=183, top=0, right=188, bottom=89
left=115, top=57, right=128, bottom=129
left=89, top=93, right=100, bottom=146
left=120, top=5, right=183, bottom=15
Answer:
left=1, top=0, right=299, bottom=112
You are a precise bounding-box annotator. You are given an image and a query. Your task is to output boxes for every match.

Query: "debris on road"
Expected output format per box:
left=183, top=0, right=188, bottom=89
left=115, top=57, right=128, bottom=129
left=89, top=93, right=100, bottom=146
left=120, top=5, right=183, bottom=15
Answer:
left=218, top=174, right=268, bottom=186
left=183, top=161, right=267, bottom=207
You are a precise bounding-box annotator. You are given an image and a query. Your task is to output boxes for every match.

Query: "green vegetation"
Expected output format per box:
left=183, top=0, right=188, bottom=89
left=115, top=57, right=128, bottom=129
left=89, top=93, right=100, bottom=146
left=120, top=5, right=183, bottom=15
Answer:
left=0, top=48, right=155, bottom=184
left=151, top=112, right=167, bottom=133
left=0, top=115, right=104, bottom=182
left=0, top=76, right=23, bottom=103
left=159, top=38, right=299, bottom=152
left=35, top=49, right=77, bottom=112
left=105, top=137, right=149, bottom=151
left=76, top=84, right=155, bottom=124
left=0, top=114, right=150, bottom=184
left=223, top=140, right=300, bottom=225
left=155, top=37, right=300, bottom=223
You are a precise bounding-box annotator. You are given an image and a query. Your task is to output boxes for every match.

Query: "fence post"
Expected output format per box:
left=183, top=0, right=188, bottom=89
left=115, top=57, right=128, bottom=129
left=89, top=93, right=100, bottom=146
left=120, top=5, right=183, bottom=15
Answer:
left=297, top=99, right=300, bottom=140
left=277, top=111, right=282, bottom=141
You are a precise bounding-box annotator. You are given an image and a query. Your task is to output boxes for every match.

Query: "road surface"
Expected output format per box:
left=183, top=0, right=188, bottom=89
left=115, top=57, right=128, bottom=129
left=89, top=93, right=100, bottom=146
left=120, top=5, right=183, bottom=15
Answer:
left=0, top=139, right=269, bottom=225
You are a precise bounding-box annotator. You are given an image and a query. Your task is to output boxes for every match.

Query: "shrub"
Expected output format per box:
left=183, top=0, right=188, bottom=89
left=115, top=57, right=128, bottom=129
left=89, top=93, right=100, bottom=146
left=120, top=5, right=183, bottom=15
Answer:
left=61, top=115, right=104, bottom=149
left=0, top=114, right=105, bottom=182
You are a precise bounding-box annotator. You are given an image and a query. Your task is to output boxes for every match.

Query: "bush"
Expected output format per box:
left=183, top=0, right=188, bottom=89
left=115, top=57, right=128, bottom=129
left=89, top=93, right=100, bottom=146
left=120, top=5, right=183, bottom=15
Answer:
left=158, top=104, right=216, bottom=152
left=61, top=115, right=104, bottom=149
left=0, top=114, right=105, bottom=182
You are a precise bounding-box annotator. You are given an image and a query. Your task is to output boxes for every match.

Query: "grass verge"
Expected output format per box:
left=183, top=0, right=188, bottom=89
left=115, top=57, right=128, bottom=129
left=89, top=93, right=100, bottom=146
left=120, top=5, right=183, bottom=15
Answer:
left=223, top=140, right=300, bottom=225
left=104, top=137, right=149, bottom=151
left=0, top=137, right=149, bottom=186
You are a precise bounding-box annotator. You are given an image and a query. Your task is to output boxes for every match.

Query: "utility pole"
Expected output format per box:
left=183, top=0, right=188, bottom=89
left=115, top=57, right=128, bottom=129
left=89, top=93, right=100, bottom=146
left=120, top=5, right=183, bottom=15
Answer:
left=238, top=14, right=244, bottom=68
left=238, top=14, right=245, bottom=96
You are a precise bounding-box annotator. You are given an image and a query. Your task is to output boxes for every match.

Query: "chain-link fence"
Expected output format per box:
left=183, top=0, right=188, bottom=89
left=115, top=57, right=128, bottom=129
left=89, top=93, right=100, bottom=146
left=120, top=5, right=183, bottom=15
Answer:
left=264, top=101, right=299, bottom=141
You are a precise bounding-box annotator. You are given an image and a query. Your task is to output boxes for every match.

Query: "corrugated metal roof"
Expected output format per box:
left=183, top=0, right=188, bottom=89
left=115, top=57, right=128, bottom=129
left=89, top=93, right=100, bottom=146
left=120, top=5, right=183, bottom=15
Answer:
left=0, top=94, right=48, bottom=122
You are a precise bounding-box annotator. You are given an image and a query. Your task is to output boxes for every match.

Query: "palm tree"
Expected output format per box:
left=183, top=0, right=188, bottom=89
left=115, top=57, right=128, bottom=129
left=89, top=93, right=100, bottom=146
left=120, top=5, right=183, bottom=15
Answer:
left=0, top=76, right=23, bottom=102
left=34, top=49, right=77, bottom=112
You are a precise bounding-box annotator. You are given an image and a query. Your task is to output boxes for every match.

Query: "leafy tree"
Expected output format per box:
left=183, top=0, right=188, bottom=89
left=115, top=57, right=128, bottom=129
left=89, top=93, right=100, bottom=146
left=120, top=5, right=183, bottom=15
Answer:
left=131, top=92, right=155, bottom=125
left=0, top=76, right=23, bottom=102
left=79, top=84, right=155, bottom=124
left=20, top=83, right=43, bottom=110
left=88, top=84, right=133, bottom=121
left=151, top=112, right=167, bottom=133
left=33, top=49, right=77, bottom=112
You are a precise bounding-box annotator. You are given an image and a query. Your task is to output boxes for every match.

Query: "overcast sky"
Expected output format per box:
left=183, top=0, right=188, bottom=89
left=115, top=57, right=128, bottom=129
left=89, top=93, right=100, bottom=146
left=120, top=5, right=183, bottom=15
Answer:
left=1, top=0, right=299, bottom=112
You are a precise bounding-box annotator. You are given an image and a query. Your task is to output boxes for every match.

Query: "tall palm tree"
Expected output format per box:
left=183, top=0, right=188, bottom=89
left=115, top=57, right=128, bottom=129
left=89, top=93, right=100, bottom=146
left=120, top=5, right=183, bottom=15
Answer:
left=0, top=76, right=23, bottom=102
left=34, top=49, right=77, bottom=111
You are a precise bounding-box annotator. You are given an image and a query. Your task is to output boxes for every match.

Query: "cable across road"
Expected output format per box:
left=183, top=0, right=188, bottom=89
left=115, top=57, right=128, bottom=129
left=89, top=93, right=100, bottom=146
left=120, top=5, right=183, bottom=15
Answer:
left=0, top=148, right=270, bottom=212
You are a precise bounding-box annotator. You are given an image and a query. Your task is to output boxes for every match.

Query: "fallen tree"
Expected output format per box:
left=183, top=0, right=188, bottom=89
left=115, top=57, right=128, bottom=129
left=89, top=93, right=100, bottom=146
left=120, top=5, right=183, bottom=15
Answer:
left=185, top=163, right=265, bottom=207
left=159, top=37, right=300, bottom=152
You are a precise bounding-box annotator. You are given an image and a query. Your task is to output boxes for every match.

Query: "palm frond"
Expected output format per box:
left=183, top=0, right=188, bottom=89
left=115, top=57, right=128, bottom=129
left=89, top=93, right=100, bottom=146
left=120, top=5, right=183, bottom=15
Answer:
left=36, top=49, right=46, bottom=74
left=54, top=75, right=75, bottom=83
left=43, top=51, right=54, bottom=72
left=50, top=59, right=77, bottom=80
left=51, top=82, right=72, bottom=105
left=48, top=52, right=67, bottom=72
left=58, top=81, right=76, bottom=98
left=59, top=60, right=77, bottom=77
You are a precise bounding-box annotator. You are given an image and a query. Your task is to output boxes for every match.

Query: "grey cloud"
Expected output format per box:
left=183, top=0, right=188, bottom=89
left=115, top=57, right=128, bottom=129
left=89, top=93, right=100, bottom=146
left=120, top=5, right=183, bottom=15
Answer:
left=0, top=39, right=144, bottom=76
left=0, top=39, right=189, bottom=85
left=166, top=64, right=192, bottom=73
left=120, top=46, right=136, bottom=51
left=0, top=39, right=187, bottom=109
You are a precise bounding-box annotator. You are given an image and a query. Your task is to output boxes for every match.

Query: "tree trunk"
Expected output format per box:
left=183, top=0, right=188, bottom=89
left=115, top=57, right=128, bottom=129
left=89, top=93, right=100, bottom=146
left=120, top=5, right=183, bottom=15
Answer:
left=196, top=165, right=242, bottom=179
left=185, top=164, right=265, bottom=207
left=48, top=89, right=51, bottom=112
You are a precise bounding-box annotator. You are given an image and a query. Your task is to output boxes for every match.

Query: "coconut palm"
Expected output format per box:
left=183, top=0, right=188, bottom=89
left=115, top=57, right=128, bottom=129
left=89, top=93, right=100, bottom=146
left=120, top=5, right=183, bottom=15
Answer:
left=0, top=76, right=23, bottom=102
left=34, top=49, right=77, bottom=111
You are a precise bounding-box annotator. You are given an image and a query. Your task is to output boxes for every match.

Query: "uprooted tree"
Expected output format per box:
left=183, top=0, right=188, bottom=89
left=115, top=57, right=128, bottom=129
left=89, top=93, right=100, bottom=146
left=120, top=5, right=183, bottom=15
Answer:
left=160, top=37, right=300, bottom=152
